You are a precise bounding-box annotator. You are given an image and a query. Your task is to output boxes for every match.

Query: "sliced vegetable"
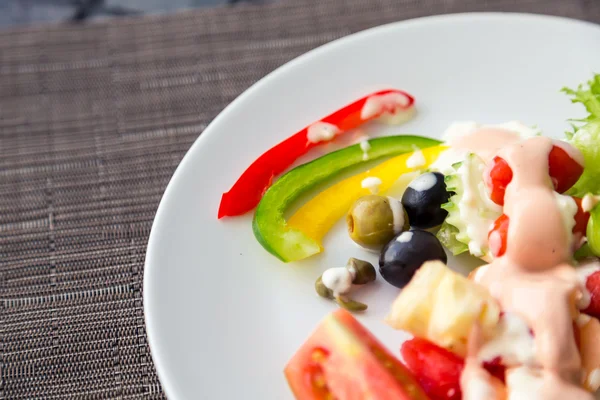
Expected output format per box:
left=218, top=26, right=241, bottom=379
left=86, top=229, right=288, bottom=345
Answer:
left=573, top=197, right=590, bottom=246
left=486, top=156, right=512, bottom=206
left=218, top=89, right=416, bottom=218
left=563, top=74, right=600, bottom=197
left=582, top=269, right=600, bottom=319
left=549, top=145, right=585, bottom=193
left=253, top=136, right=441, bottom=262
left=488, top=214, right=509, bottom=258
left=284, top=309, right=431, bottom=400
left=287, top=143, right=445, bottom=246
left=401, top=338, right=464, bottom=400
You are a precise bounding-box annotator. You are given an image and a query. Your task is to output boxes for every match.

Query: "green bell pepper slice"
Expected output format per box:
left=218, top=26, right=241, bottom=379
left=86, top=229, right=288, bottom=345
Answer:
left=252, top=135, right=442, bottom=262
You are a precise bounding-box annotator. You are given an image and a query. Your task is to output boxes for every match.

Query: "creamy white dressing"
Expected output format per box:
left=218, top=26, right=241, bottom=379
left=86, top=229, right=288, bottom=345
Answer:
left=306, top=122, right=340, bottom=143
left=443, top=121, right=540, bottom=143
left=396, top=231, right=413, bottom=243
left=361, top=177, right=382, bottom=194
left=360, top=92, right=411, bottom=120
left=506, top=367, right=545, bottom=400
left=582, top=194, right=600, bottom=212
left=454, top=129, right=593, bottom=399
left=406, top=146, right=426, bottom=168
left=576, top=313, right=592, bottom=328
left=387, top=196, right=405, bottom=234
left=465, top=376, right=497, bottom=400
left=321, top=267, right=355, bottom=297
left=360, top=140, right=371, bottom=161
left=454, top=155, right=502, bottom=257
left=477, top=313, right=537, bottom=367
left=429, top=148, right=465, bottom=175
left=553, top=193, right=578, bottom=249
left=408, top=172, right=436, bottom=192
left=377, top=106, right=416, bottom=125
left=430, top=121, right=540, bottom=174
left=576, top=262, right=600, bottom=282
left=575, top=261, right=600, bottom=310
left=586, top=368, right=600, bottom=391
left=471, top=264, right=490, bottom=283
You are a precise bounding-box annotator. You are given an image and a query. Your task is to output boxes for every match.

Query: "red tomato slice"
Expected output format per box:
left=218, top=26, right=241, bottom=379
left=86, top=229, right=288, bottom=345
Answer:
left=486, top=156, right=512, bottom=206
left=572, top=197, right=590, bottom=240
left=489, top=214, right=510, bottom=258
left=548, top=145, right=584, bottom=194
left=583, top=270, right=600, bottom=319
left=285, top=309, right=431, bottom=400
left=486, top=145, right=584, bottom=206
left=401, top=338, right=463, bottom=400
left=401, top=337, right=508, bottom=400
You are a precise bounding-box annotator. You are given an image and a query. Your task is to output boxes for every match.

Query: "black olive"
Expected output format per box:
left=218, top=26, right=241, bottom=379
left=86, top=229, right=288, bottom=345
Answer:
left=401, top=172, right=450, bottom=229
left=379, top=229, right=447, bottom=288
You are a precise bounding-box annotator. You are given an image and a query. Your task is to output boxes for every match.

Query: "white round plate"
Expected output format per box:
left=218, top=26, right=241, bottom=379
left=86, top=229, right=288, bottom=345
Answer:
left=144, top=13, right=600, bottom=400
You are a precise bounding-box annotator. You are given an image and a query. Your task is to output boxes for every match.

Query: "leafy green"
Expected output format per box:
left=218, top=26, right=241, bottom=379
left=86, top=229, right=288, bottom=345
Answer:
left=563, top=74, right=600, bottom=197
left=562, top=74, right=600, bottom=122
left=436, top=154, right=501, bottom=257
left=437, top=221, right=468, bottom=255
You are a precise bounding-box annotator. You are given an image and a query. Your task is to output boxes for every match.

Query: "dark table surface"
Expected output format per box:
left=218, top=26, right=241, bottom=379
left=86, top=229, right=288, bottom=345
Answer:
left=1, top=0, right=600, bottom=398
left=1, top=0, right=273, bottom=27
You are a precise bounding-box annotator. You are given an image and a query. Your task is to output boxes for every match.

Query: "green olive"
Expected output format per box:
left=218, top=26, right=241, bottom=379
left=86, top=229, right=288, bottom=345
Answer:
left=335, top=295, right=368, bottom=312
left=346, top=195, right=409, bottom=250
left=346, top=258, right=376, bottom=285
left=315, top=276, right=334, bottom=299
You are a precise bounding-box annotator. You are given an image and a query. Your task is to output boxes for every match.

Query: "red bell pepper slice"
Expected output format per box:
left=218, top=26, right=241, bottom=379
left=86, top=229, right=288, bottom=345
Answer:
left=217, top=89, right=416, bottom=218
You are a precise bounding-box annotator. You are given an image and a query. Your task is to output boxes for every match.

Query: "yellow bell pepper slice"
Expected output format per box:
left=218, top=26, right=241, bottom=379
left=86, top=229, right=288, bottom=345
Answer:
left=288, top=145, right=447, bottom=244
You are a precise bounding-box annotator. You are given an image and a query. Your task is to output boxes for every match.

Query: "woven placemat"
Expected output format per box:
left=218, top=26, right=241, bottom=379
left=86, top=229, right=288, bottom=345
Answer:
left=1, top=0, right=599, bottom=398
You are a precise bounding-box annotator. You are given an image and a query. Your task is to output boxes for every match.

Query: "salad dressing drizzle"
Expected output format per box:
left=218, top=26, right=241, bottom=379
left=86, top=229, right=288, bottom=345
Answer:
left=452, top=130, right=592, bottom=399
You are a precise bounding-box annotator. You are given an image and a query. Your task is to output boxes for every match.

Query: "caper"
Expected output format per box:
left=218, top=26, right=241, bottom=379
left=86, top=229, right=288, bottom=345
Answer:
left=335, top=295, right=368, bottom=312
left=347, top=195, right=409, bottom=250
left=346, top=257, right=376, bottom=285
left=315, top=276, right=334, bottom=299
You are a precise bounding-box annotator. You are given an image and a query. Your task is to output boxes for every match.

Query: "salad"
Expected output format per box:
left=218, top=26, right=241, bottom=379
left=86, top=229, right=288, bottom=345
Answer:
left=219, top=74, right=600, bottom=399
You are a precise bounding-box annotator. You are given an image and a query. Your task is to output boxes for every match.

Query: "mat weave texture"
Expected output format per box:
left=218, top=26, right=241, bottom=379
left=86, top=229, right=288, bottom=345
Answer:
left=1, top=0, right=599, bottom=398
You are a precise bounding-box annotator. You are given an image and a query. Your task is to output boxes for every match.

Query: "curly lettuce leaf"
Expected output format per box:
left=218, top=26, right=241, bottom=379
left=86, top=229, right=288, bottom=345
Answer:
left=436, top=154, right=501, bottom=257
left=562, top=74, right=600, bottom=122
left=437, top=221, right=468, bottom=255
left=563, top=74, right=600, bottom=197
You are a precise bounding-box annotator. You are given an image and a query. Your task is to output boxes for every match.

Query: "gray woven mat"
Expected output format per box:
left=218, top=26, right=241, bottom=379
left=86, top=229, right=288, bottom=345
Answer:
left=1, top=0, right=599, bottom=398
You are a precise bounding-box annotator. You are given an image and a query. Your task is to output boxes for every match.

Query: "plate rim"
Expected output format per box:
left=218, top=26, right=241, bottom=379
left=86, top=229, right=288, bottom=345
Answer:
left=143, top=11, right=600, bottom=399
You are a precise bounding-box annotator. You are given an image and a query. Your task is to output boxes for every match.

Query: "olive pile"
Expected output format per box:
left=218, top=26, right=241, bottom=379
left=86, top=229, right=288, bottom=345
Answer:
left=346, top=172, right=450, bottom=288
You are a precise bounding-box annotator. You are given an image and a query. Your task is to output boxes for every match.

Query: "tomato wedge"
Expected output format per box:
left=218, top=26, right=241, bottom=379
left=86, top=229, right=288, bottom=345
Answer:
left=285, top=309, right=430, bottom=400
left=486, top=143, right=584, bottom=206
left=488, top=214, right=509, bottom=258
left=401, top=338, right=463, bottom=400
left=489, top=197, right=588, bottom=258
